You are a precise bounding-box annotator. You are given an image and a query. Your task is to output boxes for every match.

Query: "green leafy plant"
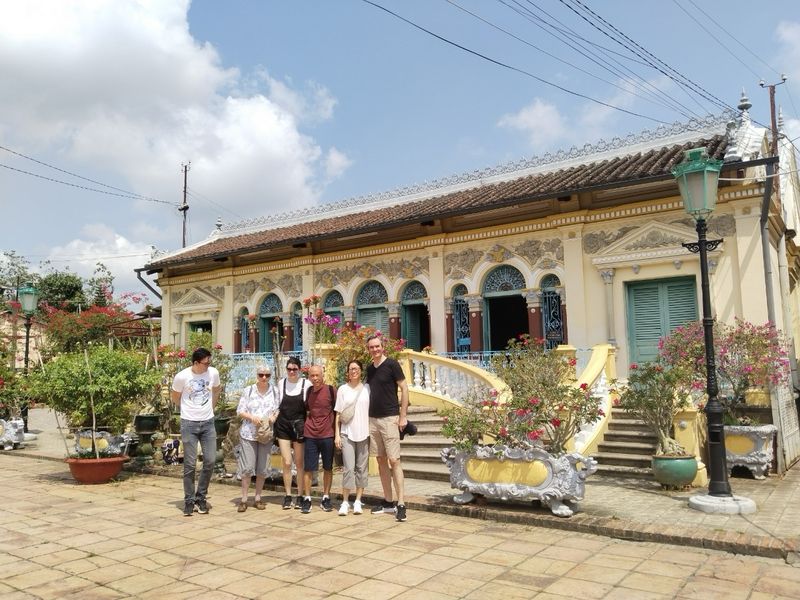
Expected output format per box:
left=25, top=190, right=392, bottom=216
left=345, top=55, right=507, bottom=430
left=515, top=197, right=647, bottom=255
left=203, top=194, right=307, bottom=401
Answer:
left=329, top=324, right=405, bottom=385
left=28, top=347, right=161, bottom=447
left=614, top=360, right=692, bottom=456
left=441, top=335, right=601, bottom=455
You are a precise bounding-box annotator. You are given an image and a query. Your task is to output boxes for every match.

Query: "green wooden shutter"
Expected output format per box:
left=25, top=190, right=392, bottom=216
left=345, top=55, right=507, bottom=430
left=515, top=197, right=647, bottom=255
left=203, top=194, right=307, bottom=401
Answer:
left=403, top=306, right=421, bottom=351
left=357, top=308, right=389, bottom=335
left=627, top=277, right=698, bottom=364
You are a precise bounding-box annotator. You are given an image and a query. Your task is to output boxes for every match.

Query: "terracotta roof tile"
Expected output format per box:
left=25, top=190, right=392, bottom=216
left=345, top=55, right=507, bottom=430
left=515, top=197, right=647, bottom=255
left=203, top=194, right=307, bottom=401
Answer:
left=147, top=135, right=730, bottom=269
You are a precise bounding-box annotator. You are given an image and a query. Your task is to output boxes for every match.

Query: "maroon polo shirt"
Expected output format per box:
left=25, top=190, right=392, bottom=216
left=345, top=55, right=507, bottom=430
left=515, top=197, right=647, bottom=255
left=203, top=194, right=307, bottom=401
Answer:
left=303, top=384, right=335, bottom=439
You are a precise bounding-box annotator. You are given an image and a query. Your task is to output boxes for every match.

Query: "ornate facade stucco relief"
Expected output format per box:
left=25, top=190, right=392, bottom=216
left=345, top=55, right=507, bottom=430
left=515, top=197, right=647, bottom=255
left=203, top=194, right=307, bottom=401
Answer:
left=233, top=274, right=302, bottom=304
left=314, top=256, right=429, bottom=288
left=670, top=213, right=736, bottom=237
left=514, top=238, right=563, bottom=267
left=582, top=226, right=638, bottom=255
left=444, top=248, right=483, bottom=279
left=623, top=230, right=686, bottom=251
left=170, top=285, right=224, bottom=305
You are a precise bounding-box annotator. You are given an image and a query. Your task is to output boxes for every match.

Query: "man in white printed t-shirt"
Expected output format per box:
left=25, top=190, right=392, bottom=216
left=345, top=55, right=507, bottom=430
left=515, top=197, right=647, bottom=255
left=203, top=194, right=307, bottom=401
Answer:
left=171, top=347, right=221, bottom=517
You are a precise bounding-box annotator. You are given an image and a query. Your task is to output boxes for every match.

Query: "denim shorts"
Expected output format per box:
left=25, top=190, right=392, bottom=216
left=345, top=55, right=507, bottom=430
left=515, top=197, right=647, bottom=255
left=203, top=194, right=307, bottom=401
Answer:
left=303, top=436, right=334, bottom=472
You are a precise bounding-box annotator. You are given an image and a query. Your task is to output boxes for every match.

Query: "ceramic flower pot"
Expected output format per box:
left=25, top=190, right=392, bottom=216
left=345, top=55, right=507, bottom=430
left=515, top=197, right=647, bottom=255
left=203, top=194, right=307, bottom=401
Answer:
left=66, top=456, right=127, bottom=484
left=651, top=455, right=698, bottom=488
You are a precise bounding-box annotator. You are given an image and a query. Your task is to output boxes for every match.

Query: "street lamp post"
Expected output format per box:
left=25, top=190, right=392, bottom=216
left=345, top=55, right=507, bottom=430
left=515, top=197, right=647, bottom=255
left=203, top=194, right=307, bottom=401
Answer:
left=18, top=283, right=39, bottom=433
left=672, top=148, right=755, bottom=514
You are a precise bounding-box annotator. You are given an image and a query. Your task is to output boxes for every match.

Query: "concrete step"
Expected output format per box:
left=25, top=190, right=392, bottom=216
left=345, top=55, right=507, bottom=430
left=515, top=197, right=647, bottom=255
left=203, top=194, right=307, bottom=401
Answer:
left=593, top=451, right=653, bottom=468
left=593, top=463, right=653, bottom=479
left=400, top=436, right=453, bottom=450
left=401, top=460, right=451, bottom=482
left=401, top=450, right=452, bottom=464
left=597, top=441, right=656, bottom=456
left=604, top=430, right=657, bottom=443
left=607, top=419, right=650, bottom=432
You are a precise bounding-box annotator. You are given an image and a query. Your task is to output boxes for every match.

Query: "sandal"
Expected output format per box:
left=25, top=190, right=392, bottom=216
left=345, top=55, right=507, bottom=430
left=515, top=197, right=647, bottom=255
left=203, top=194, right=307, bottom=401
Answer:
left=254, top=499, right=266, bottom=510
left=237, top=501, right=247, bottom=513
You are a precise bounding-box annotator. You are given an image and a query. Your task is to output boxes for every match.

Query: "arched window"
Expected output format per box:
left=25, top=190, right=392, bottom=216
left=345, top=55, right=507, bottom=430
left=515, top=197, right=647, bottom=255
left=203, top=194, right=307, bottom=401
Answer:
left=401, top=281, right=429, bottom=351
left=540, top=274, right=564, bottom=349
left=451, top=284, right=470, bottom=353
left=356, top=281, right=388, bottom=333
left=259, top=293, right=283, bottom=353
left=483, top=265, right=526, bottom=294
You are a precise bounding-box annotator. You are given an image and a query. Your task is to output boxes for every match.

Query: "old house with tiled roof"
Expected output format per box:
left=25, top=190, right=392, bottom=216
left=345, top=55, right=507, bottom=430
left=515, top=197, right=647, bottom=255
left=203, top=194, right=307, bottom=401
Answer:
left=142, top=94, right=800, bottom=382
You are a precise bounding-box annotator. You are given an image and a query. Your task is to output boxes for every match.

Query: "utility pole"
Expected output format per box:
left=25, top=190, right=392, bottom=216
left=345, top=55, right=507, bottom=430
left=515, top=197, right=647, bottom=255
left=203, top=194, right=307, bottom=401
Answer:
left=178, top=162, right=190, bottom=247
left=760, top=76, right=787, bottom=206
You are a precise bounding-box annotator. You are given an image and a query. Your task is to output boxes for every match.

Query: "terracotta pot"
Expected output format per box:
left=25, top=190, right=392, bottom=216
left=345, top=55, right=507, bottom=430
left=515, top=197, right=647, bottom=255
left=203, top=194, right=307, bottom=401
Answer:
left=65, top=456, right=127, bottom=484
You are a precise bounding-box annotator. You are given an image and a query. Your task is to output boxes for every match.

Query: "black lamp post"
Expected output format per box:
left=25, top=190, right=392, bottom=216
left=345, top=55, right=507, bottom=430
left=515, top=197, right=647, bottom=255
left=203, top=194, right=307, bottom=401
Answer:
left=673, top=148, right=754, bottom=514
left=17, top=282, right=39, bottom=433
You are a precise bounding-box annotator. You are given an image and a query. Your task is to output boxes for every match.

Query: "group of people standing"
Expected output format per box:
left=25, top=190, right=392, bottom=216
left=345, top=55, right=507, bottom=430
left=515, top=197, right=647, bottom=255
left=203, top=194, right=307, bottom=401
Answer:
left=172, top=334, right=409, bottom=523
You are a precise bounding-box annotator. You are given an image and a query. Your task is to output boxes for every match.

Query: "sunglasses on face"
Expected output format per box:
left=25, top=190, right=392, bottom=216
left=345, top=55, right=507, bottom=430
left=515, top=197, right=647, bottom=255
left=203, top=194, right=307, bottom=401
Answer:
left=257, top=373, right=271, bottom=378
left=286, top=367, right=299, bottom=372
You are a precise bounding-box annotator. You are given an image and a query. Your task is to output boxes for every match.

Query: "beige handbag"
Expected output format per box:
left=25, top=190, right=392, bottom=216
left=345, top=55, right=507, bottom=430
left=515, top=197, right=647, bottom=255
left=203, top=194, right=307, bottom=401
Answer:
left=339, top=384, right=362, bottom=424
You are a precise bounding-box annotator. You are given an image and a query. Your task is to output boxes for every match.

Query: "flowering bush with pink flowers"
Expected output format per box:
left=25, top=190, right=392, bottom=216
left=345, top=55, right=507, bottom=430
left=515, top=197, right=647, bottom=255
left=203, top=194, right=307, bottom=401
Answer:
left=441, top=335, right=602, bottom=455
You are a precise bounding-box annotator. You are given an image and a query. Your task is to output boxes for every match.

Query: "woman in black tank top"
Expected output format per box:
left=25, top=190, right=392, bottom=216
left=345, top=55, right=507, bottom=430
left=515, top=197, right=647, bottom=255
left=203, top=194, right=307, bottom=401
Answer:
left=274, top=357, right=311, bottom=509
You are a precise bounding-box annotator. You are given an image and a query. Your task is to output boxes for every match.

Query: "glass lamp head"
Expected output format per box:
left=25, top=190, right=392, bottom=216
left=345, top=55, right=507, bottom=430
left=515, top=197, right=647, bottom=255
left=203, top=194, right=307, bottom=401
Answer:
left=671, top=147, right=723, bottom=221
left=18, top=283, right=39, bottom=315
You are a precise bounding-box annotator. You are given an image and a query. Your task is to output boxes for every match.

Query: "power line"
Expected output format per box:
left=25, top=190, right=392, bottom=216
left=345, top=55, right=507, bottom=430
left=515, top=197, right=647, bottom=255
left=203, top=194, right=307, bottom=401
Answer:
left=186, top=187, right=244, bottom=219
left=0, top=162, right=176, bottom=205
left=360, top=0, right=670, bottom=124
left=0, top=144, right=170, bottom=205
left=501, top=0, right=700, bottom=119
left=561, top=0, right=733, bottom=114
left=25, top=252, right=150, bottom=262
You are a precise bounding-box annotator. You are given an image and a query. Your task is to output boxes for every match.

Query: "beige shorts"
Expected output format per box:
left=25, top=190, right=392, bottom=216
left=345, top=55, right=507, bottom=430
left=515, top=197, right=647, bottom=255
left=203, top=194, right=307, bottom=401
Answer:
left=369, top=416, right=401, bottom=461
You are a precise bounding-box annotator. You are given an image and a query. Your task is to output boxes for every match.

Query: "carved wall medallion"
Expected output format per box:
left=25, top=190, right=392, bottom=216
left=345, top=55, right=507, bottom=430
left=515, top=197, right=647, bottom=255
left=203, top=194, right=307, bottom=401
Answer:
left=233, top=274, right=302, bottom=303
left=486, top=244, right=513, bottom=263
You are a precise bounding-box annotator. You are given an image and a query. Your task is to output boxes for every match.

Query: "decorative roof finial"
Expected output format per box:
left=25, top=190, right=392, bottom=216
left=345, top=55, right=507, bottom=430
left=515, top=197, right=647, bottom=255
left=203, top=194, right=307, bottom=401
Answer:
left=216, top=217, right=223, bottom=231
left=738, top=89, right=752, bottom=112
left=778, top=106, right=785, bottom=132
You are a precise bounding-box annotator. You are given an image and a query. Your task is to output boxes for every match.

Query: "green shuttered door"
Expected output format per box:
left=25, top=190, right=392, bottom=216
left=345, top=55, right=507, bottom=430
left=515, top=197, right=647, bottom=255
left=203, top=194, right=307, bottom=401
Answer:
left=627, top=277, right=698, bottom=364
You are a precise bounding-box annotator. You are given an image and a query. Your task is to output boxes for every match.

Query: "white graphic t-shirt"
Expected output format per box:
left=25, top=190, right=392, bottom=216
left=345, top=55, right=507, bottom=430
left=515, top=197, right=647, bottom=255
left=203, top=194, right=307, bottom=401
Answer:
left=172, top=365, right=220, bottom=421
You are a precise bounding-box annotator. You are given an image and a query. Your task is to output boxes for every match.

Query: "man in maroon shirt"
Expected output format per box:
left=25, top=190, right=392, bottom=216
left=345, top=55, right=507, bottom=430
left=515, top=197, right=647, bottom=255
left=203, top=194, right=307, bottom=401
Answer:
left=300, top=365, right=336, bottom=513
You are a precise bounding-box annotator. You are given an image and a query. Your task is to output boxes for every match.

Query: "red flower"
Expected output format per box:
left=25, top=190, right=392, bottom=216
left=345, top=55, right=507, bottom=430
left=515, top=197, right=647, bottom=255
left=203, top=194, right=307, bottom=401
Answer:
left=579, top=383, right=588, bottom=390
left=499, top=427, right=508, bottom=437
left=568, top=358, right=577, bottom=367
left=489, top=388, right=498, bottom=398
left=515, top=408, right=527, bottom=417
left=550, top=418, right=561, bottom=427
left=629, top=363, right=638, bottom=370
left=527, top=430, right=541, bottom=441
left=528, top=397, right=539, bottom=405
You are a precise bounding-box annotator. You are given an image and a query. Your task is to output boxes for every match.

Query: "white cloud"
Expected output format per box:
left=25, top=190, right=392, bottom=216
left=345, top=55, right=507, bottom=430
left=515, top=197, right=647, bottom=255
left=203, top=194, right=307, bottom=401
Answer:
left=324, top=147, right=353, bottom=182
left=45, top=224, right=156, bottom=295
left=0, top=0, right=351, bottom=253
left=498, top=99, right=567, bottom=150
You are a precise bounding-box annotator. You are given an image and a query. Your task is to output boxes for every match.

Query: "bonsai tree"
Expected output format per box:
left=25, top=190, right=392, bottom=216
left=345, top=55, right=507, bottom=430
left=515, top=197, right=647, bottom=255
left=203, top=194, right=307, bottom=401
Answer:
left=441, top=335, right=602, bottom=456
left=615, top=360, right=692, bottom=455
left=28, top=346, right=161, bottom=447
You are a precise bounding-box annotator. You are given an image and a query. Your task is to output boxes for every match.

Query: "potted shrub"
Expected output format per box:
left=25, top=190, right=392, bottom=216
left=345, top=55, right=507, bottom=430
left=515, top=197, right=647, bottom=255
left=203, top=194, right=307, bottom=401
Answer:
left=28, top=346, right=161, bottom=483
left=614, top=359, right=697, bottom=488
left=439, top=335, right=602, bottom=517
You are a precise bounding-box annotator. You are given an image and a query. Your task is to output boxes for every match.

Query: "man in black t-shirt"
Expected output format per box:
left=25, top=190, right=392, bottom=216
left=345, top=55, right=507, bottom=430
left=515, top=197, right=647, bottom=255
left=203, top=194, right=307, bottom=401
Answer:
left=366, top=334, right=409, bottom=522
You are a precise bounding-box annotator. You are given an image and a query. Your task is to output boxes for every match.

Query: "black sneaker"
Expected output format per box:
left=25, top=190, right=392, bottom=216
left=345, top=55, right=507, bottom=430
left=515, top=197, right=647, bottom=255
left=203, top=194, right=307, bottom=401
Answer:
left=294, top=495, right=302, bottom=510
left=395, top=504, right=407, bottom=522
left=195, top=499, right=211, bottom=514
left=301, top=497, right=312, bottom=514
left=320, top=496, right=333, bottom=512
left=282, top=495, right=292, bottom=510
left=183, top=501, right=194, bottom=517
left=370, top=499, right=394, bottom=514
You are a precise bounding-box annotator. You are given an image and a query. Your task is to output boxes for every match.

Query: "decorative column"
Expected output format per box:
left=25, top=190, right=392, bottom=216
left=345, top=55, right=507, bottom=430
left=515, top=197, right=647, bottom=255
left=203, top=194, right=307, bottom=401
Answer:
left=388, top=302, right=401, bottom=339
left=280, top=312, right=293, bottom=352
left=249, top=320, right=258, bottom=353
left=173, top=314, right=183, bottom=348
left=445, top=300, right=455, bottom=353
left=599, top=269, right=616, bottom=345
left=210, top=311, right=220, bottom=345
left=466, top=295, right=483, bottom=353
left=233, top=315, right=242, bottom=353
left=525, top=290, right=543, bottom=341
left=343, top=306, right=356, bottom=330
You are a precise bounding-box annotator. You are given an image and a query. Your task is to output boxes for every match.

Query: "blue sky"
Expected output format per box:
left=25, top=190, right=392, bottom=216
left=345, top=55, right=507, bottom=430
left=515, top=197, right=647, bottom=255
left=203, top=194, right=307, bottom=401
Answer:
left=1, top=0, right=799, bottom=294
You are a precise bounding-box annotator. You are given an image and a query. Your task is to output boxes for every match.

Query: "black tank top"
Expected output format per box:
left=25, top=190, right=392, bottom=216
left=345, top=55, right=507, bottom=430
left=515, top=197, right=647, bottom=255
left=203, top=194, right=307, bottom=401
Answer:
left=278, top=378, right=307, bottom=422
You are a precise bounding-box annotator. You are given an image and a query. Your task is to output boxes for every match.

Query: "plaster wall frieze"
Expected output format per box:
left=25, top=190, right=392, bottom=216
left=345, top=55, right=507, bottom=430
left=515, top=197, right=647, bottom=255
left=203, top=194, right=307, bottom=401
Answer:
left=582, top=227, right=638, bottom=255
left=623, top=230, right=686, bottom=251
left=315, top=256, right=430, bottom=289
left=444, top=248, right=484, bottom=279
left=591, top=245, right=720, bottom=265
left=277, top=274, right=303, bottom=297
left=514, top=238, right=564, bottom=266
left=670, top=213, right=736, bottom=237
left=485, top=244, right=514, bottom=263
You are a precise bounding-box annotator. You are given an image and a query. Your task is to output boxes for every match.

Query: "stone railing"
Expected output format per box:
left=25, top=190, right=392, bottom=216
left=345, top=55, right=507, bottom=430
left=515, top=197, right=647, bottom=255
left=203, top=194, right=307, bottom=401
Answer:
left=397, top=350, right=510, bottom=410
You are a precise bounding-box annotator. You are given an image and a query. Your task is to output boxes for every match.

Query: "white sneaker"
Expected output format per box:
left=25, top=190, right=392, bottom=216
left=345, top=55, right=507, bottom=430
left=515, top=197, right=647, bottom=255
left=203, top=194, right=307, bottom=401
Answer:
left=338, top=501, right=350, bottom=516
left=352, top=500, right=363, bottom=515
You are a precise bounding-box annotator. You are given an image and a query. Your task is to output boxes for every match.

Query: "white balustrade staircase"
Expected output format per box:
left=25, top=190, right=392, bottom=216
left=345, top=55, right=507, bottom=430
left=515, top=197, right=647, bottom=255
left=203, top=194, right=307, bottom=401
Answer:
left=399, top=405, right=453, bottom=482
left=592, top=408, right=657, bottom=478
